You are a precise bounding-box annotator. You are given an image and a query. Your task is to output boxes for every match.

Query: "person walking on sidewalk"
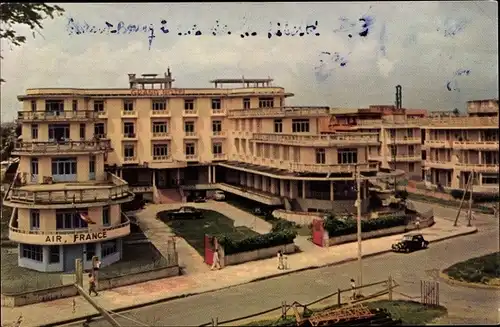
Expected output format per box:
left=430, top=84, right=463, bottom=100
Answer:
left=88, top=273, right=98, bottom=296
left=277, top=250, right=284, bottom=270
left=350, top=278, right=357, bottom=300
left=415, top=217, right=421, bottom=230
left=211, top=247, right=221, bottom=270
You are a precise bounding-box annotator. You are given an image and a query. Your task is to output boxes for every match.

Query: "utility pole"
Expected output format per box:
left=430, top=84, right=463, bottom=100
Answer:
left=467, top=171, right=474, bottom=227
left=355, top=165, right=363, bottom=290
left=393, top=85, right=402, bottom=193
left=454, top=172, right=472, bottom=226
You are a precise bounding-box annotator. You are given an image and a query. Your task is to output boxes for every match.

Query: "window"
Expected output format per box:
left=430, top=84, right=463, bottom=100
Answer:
left=51, top=158, right=77, bottom=181
left=258, top=97, right=274, bottom=108
left=274, top=119, right=283, bottom=133
left=283, top=146, right=289, bottom=160
left=153, top=144, right=169, bottom=158
left=152, top=122, right=168, bottom=134
left=31, top=158, right=39, bottom=177
left=72, top=100, right=78, bottom=111
left=272, top=145, right=280, bottom=159
left=390, top=146, right=397, bottom=157
left=123, top=122, right=135, bottom=136
left=407, top=129, right=414, bottom=138
left=31, top=100, right=36, bottom=112
left=79, top=124, right=86, bottom=139
left=243, top=98, right=250, bottom=109
left=388, top=129, right=396, bottom=139
left=408, top=145, right=415, bottom=155
left=31, top=124, right=38, bottom=139
left=93, top=100, right=104, bottom=112
left=184, top=121, right=195, bottom=134
left=49, top=246, right=60, bottom=263
left=56, top=211, right=88, bottom=229
left=86, top=243, right=96, bottom=261
left=45, top=100, right=64, bottom=112
left=212, top=120, right=222, bottom=134
left=30, top=210, right=40, bottom=230
left=184, top=99, right=195, bottom=110
left=48, top=124, right=70, bottom=141
left=152, top=100, right=167, bottom=111
left=482, top=174, right=499, bottom=185
left=21, top=244, right=43, bottom=262
left=316, top=148, right=326, bottom=164
left=185, top=142, right=196, bottom=155
left=292, top=119, right=310, bottom=133
left=102, top=206, right=110, bottom=226
left=124, top=144, right=135, bottom=158
left=409, top=162, right=415, bottom=172
left=101, top=240, right=118, bottom=258
left=94, top=123, right=105, bottom=138
left=422, top=150, right=427, bottom=160
left=123, top=100, right=134, bottom=111
left=213, top=142, right=222, bottom=154
left=89, top=155, right=95, bottom=180
left=211, top=98, right=221, bottom=110
left=338, top=148, right=358, bottom=164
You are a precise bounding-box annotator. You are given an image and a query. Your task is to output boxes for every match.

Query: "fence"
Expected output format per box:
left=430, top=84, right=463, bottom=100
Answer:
left=198, top=276, right=398, bottom=326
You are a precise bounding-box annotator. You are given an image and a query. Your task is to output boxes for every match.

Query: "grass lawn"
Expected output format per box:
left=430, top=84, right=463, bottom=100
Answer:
left=157, top=209, right=259, bottom=256
left=443, top=252, right=500, bottom=286
left=241, top=300, right=447, bottom=326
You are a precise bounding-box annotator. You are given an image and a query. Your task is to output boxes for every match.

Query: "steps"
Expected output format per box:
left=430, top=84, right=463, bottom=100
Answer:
left=155, top=188, right=182, bottom=204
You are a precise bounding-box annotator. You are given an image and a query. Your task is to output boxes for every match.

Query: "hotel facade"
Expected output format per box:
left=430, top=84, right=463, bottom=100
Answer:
left=4, top=72, right=498, bottom=272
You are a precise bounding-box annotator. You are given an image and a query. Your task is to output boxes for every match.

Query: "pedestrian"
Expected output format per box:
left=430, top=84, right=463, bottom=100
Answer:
left=211, top=247, right=221, bottom=270
left=415, top=217, right=421, bottom=230
left=350, top=278, right=356, bottom=300
left=88, top=273, right=98, bottom=296
left=92, top=257, right=101, bottom=281
left=277, top=250, right=284, bottom=270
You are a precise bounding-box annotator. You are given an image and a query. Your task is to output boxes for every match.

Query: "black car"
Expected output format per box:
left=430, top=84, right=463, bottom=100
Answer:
left=193, top=196, right=207, bottom=203
left=168, top=206, right=203, bottom=219
left=391, top=233, right=429, bottom=253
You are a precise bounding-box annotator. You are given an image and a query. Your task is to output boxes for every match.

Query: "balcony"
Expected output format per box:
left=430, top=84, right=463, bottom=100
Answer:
left=389, top=154, right=422, bottom=162
left=122, top=133, right=138, bottom=141
left=211, top=131, right=227, bottom=138
left=424, top=140, right=453, bottom=148
left=183, top=109, right=198, bottom=117
left=213, top=153, right=227, bottom=160
left=121, top=110, right=137, bottom=118
left=13, top=139, right=112, bottom=156
left=228, top=106, right=330, bottom=118
left=288, top=162, right=378, bottom=174
left=424, top=160, right=451, bottom=169
left=96, top=111, right=108, bottom=119
left=151, top=132, right=172, bottom=140
left=452, top=140, right=499, bottom=150
left=152, top=155, right=171, bottom=162
left=3, top=172, right=134, bottom=208
left=17, top=110, right=99, bottom=122
left=150, top=109, right=171, bottom=117
left=455, top=163, right=498, bottom=173
left=130, top=185, right=153, bottom=193
left=356, top=119, right=421, bottom=128
left=184, top=132, right=198, bottom=139
left=185, top=154, right=198, bottom=161
left=251, top=133, right=379, bottom=146
left=211, top=109, right=226, bottom=116
left=123, top=156, right=139, bottom=164
left=8, top=210, right=131, bottom=245
left=394, top=137, right=420, bottom=144
left=420, top=116, right=499, bottom=128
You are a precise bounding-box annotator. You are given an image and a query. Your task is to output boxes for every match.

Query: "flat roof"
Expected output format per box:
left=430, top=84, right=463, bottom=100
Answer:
left=225, top=161, right=296, bottom=176
left=210, top=78, right=273, bottom=83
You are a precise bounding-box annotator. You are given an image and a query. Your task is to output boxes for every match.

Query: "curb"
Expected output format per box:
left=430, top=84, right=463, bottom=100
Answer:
left=438, top=271, right=500, bottom=290
left=38, top=227, right=478, bottom=327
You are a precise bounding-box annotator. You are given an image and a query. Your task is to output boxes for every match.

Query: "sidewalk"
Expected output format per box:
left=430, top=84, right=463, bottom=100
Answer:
left=1, top=218, right=477, bottom=327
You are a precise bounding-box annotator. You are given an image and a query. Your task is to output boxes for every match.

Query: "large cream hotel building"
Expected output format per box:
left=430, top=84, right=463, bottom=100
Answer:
left=4, top=72, right=498, bottom=272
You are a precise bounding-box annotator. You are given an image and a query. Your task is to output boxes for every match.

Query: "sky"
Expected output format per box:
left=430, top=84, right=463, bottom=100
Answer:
left=0, top=1, right=498, bottom=122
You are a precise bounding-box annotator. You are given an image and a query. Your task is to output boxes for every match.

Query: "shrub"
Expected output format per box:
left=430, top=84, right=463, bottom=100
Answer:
left=218, top=230, right=297, bottom=255
left=395, top=190, right=409, bottom=201
left=271, top=219, right=296, bottom=233
left=450, top=189, right=500, bottom=203
left=323, top=215, right=406, bottom=237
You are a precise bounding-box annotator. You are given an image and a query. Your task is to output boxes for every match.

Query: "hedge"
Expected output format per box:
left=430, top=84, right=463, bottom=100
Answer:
left=324, top=215, right=407, bottom=237
left=218, top=230, right=297, bottom=255
left=449, top=189, right=500, bottom=203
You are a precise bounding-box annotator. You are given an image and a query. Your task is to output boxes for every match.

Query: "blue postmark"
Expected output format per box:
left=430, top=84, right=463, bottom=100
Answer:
left=314, top=51, right=349, bottom=82
left=446, top=68, right=471, bottom=91
left=437, top=18, right=468, bottom=37
left=333, top=14, right=375, bottom=38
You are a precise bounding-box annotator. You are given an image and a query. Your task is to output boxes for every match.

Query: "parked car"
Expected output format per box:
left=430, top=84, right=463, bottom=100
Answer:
left=168, top=206, right=203, bottom=219
left=213, top=190, right=226, bottom=201
left=391, top=233, right=429, bottom=253
left=193, top=196, right=207, bottom=203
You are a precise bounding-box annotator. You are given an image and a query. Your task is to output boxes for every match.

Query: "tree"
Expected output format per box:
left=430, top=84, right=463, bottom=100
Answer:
left=0, top=3, right=65, bottom=83
left=453, top=108, right=460, bottom=116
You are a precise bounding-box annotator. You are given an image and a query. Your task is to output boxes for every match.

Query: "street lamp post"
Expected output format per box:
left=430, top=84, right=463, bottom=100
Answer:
left=355, top=165, right=363, bottom=291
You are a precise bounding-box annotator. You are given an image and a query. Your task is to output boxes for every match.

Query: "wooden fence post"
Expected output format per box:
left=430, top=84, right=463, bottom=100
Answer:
left=388, top=275, right=393, bottom=301
left=337, top=289, right=341, bottom=306
left=281, top=301, right=287, bottom=318
left=211, top=317, right=218, bottom=326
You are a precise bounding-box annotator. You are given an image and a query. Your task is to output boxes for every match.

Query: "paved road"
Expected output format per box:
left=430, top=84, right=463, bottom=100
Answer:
left=68, top=212, right=499, bottom=327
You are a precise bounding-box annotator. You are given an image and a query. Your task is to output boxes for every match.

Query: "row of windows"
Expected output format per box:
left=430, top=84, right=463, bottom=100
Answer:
left=31, top=124, right=89, bottom=140
left=31, top=157, right=95, bottom=180
left=29, top=208, right=109, bottom=230
left=20, top=240, right=117, bottom=263
left=236, top=119, right=310, bottom=133
left=124, top=142, right=225, bottom=158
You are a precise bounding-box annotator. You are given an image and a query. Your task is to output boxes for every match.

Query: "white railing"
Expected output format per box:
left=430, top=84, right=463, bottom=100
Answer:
left=228, top=106, right=330, bottom=117
left=121, top=110, right=137, bottom=116
left=152, top=155, right=171, bottom=161
left=252, top=133, right=379, bottom=145
left=151, top=110, right=170, bottom=116
left=152, top=132, right=171, bottom=138
left=288, top=162, right=377, bottom=174
left=17, top=111, right=99, bottom=121
left=13, top=140, right=112, bottom=154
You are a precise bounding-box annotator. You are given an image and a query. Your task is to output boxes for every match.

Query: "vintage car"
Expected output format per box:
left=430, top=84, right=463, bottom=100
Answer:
left=391, top=233, right=429, bottom=253
left=167, top=206, right=203, bottom=219
left=213, top=190, right=226, bottom=201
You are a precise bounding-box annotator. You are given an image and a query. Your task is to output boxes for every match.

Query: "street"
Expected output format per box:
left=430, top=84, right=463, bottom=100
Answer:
left=68, top=209, right=499, bottom=326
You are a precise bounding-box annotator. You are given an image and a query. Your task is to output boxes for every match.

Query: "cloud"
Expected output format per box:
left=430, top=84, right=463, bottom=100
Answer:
left=0, top=2, right=498, bottom=121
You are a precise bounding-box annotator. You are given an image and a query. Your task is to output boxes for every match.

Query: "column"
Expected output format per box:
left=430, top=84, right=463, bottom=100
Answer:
left=240, top=172, right=245, bottom=185
left=208, top=165, right=212, bottom=184
left=290, top=180, right=298, bottom=198
left=270, top=178, right=277, bottom=194
left=254, top=174, right=261, bottom=189
left=261, top=176, right=268, bottom=192
left=176, top=168, right=180, bottom=183
left=279, top=180, right=286, bottom=197
left=363, top=181, right=368, bottom=199
left=212, top=166, right=216, bottom=183
left=152, top=170, right=156, bottom=188
left=330, top=181, right=334, bottom=201
left=246, top=173, right=253, bottom=188
left=302, top=180, right=306, bottom=199
left=118, top=168, right=123, bottom=179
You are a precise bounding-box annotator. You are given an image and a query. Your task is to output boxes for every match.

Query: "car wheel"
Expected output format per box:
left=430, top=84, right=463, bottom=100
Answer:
left=405, top=247, right=410, bottom=253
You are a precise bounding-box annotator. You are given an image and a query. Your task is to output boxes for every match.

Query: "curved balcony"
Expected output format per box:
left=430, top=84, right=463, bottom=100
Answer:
left=17, top=110, right=99, bottom=122
left=424, top=140, right=453, bottom=148
left=252, top=133, right=379, bottom=146
left=12, top=139, right=112, bottom=156
left=288, top=162, right=379, bottom=174
left=8, top=210, right=131, bottom=245
left=452, top=140, right=499, bottom=150
left=455, top=163, right=498, bottom=173
left=420, top=116, right=499, bottom=128
left=228, top=106, right=330, bottom=118
left=3, top=173, right=134, bottom=209
left=424, top=160, right=452, bottom=169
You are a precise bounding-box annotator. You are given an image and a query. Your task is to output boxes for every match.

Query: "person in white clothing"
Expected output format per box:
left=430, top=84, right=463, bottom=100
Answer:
left=350, top=278, right=357, bottom=299
left=277, top=250, right=284, bottom=270
left=211, top=248, right=221, bottom=270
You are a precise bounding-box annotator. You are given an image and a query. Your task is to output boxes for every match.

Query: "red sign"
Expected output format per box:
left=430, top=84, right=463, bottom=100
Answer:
left=131, top=89, right=185, bottom=96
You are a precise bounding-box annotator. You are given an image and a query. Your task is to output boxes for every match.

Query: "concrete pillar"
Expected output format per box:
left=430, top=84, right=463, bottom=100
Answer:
left=118, top=168, right=123, bottom=178
left=254, top=174, right=261, bottom=189
left=363, top=181, right=368, bottom=199
left=270, top=178, right=277, bottom=194
left=279, top=180, right=286, bottom=197
left=176, top=168, right=180, bottom=182
left=290, top=180, right=298, bottom=198
left=212, top=166, right=216, bottom=183
left=302, top=180, right=306, bottom=199
left=246, top=173, right=253, bottom=188
left=208, top=165, right=212, bottom=184
left=262, top=176, right=268, bottom=192
left=152, top=170, right=156, bottom=188
left=240, top=172, right=245, bottom=185
left=330, top=181, right=334, bottom=201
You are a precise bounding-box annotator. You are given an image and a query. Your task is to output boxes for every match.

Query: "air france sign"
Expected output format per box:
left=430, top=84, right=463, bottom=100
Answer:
left=44, top=232, right=108, bottom=244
